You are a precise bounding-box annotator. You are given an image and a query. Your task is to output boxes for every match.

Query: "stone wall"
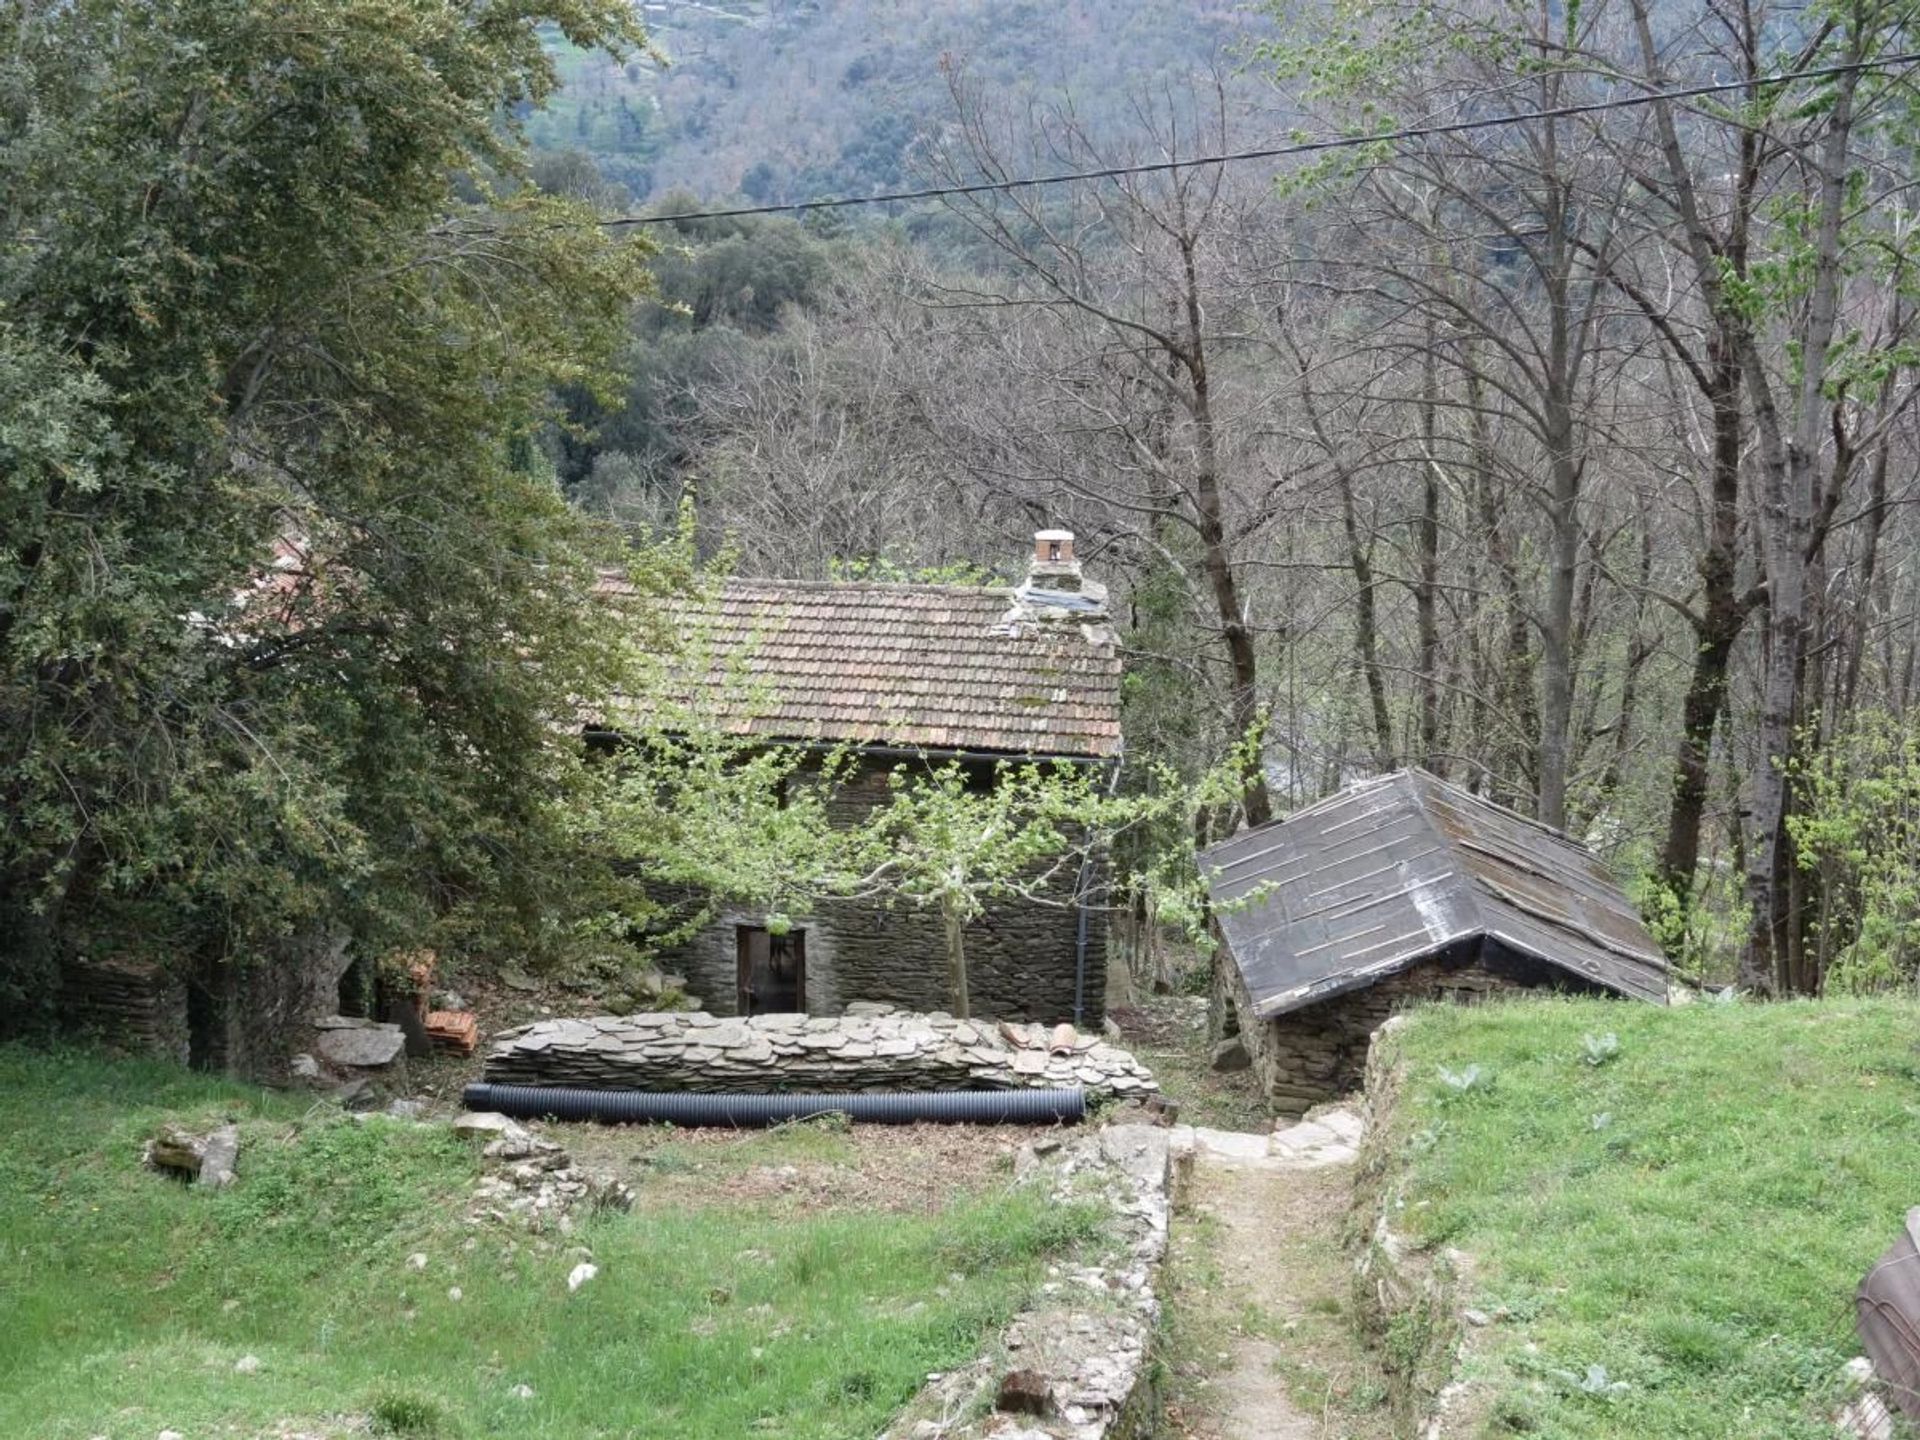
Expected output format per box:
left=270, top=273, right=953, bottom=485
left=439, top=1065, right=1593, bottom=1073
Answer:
left=484, top=1007, right=1157, bottom=1100
left=188, top=928, right=354, bottom=1079
left=883, top=1124, right=1171, bottom=1440
left=58, top=955, right=191, bottom=1064
left=651, top=756, right=1108, bottom=1024
left=1222, top=944, right=1580, bottom=1117
left=58, top=929, right=351, bottom=1078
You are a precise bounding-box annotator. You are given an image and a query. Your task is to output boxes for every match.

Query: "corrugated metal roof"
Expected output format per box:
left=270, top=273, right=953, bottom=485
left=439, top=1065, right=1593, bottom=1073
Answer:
left=1203, top=770, right=1669, bottom=1019
left=595, top=575, right=1123, bottom=760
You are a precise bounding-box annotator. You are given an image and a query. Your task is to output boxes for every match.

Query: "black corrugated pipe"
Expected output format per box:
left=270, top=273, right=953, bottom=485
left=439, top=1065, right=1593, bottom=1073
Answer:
left=462, top=1083, right=1086, bottom=1128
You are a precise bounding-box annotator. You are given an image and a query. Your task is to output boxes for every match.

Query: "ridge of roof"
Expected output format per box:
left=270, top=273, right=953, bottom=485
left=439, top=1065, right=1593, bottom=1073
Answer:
left=594, top=570, right=1017, bottom=600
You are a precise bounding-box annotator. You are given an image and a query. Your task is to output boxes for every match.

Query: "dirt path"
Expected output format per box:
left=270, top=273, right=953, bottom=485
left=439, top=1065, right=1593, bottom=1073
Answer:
left=1160, top=1114, right=1398, bottom=1440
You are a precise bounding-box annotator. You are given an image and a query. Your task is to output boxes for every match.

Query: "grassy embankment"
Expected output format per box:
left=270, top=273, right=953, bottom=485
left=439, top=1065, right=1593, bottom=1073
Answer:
left=0, top=1046, right=1093, bottom=1440
left=1372, top=996, right=1920, bottom=1439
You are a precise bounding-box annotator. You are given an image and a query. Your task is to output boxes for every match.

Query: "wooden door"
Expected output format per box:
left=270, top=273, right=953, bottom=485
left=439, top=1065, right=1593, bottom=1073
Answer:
left=736, top=926, right=805, bottom=1015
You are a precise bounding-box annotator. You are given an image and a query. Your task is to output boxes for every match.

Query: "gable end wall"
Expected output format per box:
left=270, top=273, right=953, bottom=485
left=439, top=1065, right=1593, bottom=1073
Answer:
left=650, top=756, right=1107, bottom=1023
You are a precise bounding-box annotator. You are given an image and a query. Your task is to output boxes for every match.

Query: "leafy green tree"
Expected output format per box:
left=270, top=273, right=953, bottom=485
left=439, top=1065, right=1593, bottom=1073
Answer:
left=864, top=748, right=1260, bottom=1018
left=580, top=609, right=880, bottom=951
left=861, top=761, right=1105, bottom=1020
left=1789, top=714, right=1920, bottom=993
left=588, top=636, right=1216, bottom=1019
left=547, top=201, right=842, bottom=513
left=0, top=0, right=655, bottom=1015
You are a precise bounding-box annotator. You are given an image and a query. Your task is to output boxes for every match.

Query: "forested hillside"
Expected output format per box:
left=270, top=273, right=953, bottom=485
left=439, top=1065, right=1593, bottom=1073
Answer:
left=8, top=0, right=1920, bottom=1028
left=527, top=0, right=1254, bottom=202
left=538, top=0, right=1920, bottom=1001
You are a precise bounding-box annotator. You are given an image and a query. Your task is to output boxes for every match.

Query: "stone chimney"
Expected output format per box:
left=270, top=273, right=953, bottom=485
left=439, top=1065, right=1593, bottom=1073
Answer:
left=1030, top=529, right=1082, bottom=592
left=999, top=528, right=1109, bottom=630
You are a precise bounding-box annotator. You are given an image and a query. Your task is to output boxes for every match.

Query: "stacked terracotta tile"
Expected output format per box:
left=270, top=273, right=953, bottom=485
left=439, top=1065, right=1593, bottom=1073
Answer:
left=384, top=948, right=478, bottom=1055
left=426, top=1010, right=479, bottom=1056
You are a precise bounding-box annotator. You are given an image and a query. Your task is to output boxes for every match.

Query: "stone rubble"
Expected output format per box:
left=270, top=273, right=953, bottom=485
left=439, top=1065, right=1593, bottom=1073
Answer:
left=457, top=1111, right=633, bottom=1231
left=484, top=1008, right=1157, bottom=1101
left=882, top=1124, right=1171, bottom=1440
left=1838, top=1357, right=1896, bottom=1440
left=142, top=1122, right=240, bottom=1188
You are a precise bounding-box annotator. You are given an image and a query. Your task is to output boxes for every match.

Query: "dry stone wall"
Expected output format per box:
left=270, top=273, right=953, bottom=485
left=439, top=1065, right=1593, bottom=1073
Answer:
left=59, top=956, right=190, bottom=1063
left=1227, top=952, right=1531, bottom=1117
left=57, top=927, right=351, bottom=1077
left=883, top=1124, right=1171, bottom=1440
left=484, top=1007, right=1157, bottom=1101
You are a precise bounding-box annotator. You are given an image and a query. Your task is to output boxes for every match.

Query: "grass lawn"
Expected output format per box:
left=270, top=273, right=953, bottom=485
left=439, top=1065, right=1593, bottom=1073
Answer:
left=0, top=1046, right=1095, bottom=1440
left=1378, top=995, right=1920, bottom=1439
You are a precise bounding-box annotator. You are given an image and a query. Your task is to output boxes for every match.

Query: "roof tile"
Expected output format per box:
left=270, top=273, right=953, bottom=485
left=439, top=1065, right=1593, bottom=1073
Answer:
left=596, top=576, right=1123, bottom=760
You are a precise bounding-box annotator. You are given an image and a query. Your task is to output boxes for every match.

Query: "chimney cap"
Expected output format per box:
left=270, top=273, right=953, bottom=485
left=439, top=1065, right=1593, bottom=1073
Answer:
left=1033, top=529, right=1076, bottom=566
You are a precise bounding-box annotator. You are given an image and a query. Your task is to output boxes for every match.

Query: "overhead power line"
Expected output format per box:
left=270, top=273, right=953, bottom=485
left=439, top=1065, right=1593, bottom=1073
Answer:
left=605, top=51, right=1920, bottom=227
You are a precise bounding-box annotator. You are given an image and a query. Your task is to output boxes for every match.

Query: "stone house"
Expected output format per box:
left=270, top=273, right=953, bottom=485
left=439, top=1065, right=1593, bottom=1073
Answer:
left=592, top=531, right=1123, bottom=1024
left=1203, top=769, right=1669, bottom=1115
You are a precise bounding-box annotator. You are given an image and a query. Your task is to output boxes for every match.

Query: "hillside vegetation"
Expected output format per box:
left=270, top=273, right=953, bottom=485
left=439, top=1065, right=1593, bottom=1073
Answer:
left=1371, top=998, right=1920, bottom=1438
left=529, top=0, right=1254, bottom=201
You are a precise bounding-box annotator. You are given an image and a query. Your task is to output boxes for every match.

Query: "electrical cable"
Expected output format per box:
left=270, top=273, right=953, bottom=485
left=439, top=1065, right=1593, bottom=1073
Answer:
left=597, top=50, right=1920, bottom=227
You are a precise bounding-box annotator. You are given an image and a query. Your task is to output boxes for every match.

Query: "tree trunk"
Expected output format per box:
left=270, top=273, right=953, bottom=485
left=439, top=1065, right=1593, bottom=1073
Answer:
left=1466, top=355, right=1537, bottom=808
left=1737, top=51, right=1859, bottom=992
left=1180, top=233, right=1271, bottom=827
left=1536, top=166, right=1580, bottom=833
left=943, top=902, right=971, bottom=1020
left=1416, top=336, right=1444, bottom=770
left=1659, top=340, right=1748, bottom=902
left=1597, top=518, right=1654, bottom=810
left=1339, top=469, right=1394, bottom=768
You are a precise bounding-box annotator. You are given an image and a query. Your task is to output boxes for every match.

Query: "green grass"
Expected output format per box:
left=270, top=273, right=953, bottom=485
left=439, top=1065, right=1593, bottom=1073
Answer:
left=1377, top=996, right=1920, bottom=1439
left=0, top=1046, right=1096, bottom=1439
left=1111, top=995, right=1270, bottom=1132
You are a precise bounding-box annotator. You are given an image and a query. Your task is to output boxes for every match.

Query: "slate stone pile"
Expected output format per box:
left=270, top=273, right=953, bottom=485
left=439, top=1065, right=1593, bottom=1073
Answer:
left=482, top=1008, right=1158, bottom=1101
left=312, top=1014, right=408, bottom=1070
left=454, top=1111, right=634, bottom=1230
left=59, top=955, right=190, bottom=1063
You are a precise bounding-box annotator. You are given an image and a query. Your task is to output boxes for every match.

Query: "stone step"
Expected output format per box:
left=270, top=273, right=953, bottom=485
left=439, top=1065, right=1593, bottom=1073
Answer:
left=1171, top=1105, right=1366, bottom=1171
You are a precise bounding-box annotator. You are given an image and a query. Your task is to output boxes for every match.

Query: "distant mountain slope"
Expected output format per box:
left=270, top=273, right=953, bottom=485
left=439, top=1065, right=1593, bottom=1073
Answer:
left=529, top=0, right=1253, bottom=203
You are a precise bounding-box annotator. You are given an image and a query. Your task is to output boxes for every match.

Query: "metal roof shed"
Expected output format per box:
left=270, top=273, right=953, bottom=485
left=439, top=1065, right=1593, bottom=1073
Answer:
left=1203, top=770, right=1669, bottom=1021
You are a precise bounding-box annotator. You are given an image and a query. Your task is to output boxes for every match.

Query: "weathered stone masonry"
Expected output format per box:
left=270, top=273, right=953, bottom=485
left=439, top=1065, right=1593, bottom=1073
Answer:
left=650, top=757, right=1108, bottom=1024
left=485, top=1009, right=1157, bottom=1099
left=1217, top=947, right=1595, bottom=1117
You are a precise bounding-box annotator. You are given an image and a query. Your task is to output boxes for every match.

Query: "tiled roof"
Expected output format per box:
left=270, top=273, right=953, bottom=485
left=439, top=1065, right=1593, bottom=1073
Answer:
left=595, top=576, right=1123, bottom=760
left=1203, top=769, right=1669, bottom=1018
